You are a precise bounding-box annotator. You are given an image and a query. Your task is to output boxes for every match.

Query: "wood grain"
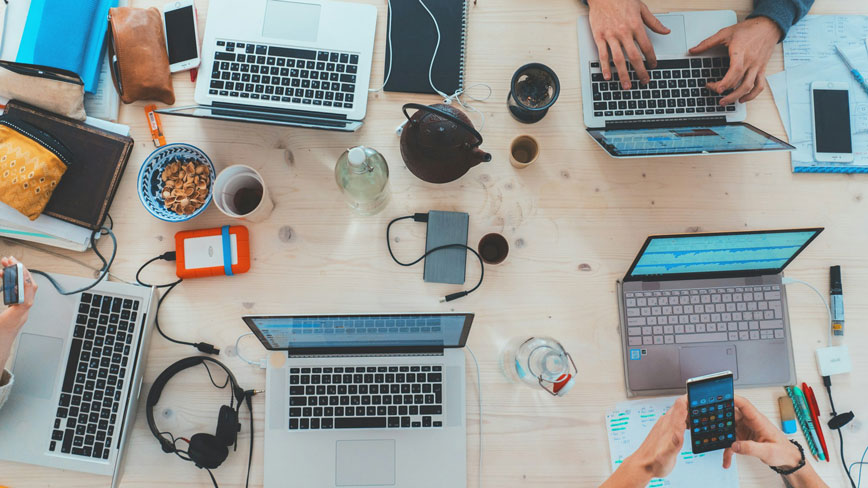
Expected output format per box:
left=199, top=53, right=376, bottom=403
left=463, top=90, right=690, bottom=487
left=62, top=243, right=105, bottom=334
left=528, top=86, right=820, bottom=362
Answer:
left=2, top=0, right=867, bottom=486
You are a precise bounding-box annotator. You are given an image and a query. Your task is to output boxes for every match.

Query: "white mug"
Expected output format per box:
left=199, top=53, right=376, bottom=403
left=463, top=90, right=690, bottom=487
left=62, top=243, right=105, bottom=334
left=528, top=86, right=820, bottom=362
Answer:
left=212, top=165, right=274, bottom=222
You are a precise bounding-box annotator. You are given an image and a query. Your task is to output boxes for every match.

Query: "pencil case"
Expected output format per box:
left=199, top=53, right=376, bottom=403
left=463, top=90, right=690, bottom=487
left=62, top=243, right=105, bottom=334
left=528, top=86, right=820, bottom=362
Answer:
left=0, top=61, right=86, bottom=120
left=107, top=7, right=175, bottom=105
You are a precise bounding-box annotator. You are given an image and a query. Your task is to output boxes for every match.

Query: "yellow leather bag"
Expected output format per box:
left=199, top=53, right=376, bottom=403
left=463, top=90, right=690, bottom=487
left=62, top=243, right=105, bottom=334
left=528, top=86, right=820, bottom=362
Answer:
left=0, top=116, right=72, bottom=220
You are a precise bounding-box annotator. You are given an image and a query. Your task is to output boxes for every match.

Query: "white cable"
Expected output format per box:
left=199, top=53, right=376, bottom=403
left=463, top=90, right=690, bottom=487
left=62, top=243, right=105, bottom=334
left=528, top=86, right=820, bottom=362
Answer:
left=368, top=0, right=394, bottom=92
left=466, top=346, right=482, bottom=488
left=782, top=277, right=833, bottom=346
left=235, top=332, right=267, bottom=369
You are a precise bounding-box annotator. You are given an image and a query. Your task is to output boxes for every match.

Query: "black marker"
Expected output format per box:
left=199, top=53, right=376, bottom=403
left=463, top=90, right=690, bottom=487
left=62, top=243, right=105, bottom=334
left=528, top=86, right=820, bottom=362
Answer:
left=830, top=265, right=844, bottom=337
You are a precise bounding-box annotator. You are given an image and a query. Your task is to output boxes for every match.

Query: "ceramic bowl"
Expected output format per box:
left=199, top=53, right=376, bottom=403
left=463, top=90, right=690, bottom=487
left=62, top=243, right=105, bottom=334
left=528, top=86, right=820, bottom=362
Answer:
left=137, top=143, right=215, bottom=222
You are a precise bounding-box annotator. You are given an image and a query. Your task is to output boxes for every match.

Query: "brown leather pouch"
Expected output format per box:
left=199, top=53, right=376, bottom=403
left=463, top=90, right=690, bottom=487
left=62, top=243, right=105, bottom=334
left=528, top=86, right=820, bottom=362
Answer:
left=108, top=7, right=174, bottom=105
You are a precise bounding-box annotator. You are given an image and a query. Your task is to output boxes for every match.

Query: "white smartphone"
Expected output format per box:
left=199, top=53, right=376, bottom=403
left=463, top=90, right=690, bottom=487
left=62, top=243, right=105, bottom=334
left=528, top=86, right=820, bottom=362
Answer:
left=811, top=81, right=854, bottom=163
left=162, top=0, right=200, bottom=73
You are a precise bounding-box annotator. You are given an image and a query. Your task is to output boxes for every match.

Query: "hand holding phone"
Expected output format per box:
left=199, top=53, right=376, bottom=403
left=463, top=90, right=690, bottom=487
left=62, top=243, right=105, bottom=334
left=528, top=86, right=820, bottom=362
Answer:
left=2, top=263, right=24, bottom=306
left=687, top=371, right=735, bottom=454
left=162, top=0, right=200, bottom=73
left=811, top=81, right=854, bottom=163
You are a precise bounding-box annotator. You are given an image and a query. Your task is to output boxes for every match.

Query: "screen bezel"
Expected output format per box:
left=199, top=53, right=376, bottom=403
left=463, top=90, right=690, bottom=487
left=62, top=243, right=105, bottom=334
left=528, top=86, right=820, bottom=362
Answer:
left=242, top=313, right=474, bottom=355
left=623, top=228, right=824, bottom=282
left=162, top=2, right=200, bottom=70
left=687, top=370, right=735, bottom=454
left=586, top=121, right=795, bottom=158
left=811, top=84, right=854, bottom=160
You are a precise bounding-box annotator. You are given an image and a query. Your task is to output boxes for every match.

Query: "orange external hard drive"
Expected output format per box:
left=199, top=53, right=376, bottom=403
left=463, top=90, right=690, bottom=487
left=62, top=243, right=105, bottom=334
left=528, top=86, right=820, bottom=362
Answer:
left=174, top=226, right=250, bottom=279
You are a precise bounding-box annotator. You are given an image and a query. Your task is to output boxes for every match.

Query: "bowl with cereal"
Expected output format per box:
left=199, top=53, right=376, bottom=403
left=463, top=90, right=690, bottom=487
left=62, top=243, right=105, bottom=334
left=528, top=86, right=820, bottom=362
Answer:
left=137, top=143, right=216, bottom=222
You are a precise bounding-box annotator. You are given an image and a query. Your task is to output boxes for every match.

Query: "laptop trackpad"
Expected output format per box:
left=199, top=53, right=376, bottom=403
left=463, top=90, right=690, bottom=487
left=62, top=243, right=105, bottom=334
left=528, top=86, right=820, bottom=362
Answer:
left=336, top=440, right=396, bottom=486
left=263, top=0, right=321, bottom=43
left=13, top=333, right=63, bottom=399
left=679, top=345, right=737, bottom=382
left=645, top=14, right=687, bottom=54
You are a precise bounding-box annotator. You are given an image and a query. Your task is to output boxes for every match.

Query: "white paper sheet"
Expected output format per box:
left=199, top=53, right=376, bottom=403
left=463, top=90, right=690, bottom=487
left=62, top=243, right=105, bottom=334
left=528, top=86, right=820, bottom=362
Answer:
left=783, top=15, right=868, bottom=69
left=0, top=0, right=30, bottom=61
left=767, top=71, right=790, bottom=137
left=606, top=396, right=739, bottom=488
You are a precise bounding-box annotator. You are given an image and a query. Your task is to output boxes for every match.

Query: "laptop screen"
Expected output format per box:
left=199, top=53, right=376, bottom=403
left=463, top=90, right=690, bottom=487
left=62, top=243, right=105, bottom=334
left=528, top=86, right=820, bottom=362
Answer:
left=624, top=229, right=823, bottom=281
left=587, top=122, right=793, bottom=157
left=243, top=314, right=473, bottom=352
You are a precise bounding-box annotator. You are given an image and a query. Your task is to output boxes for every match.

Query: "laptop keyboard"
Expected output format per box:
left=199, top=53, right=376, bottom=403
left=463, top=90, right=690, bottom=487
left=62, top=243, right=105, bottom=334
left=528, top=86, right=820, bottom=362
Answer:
left=49, top=292, right=141, bottom=459
left=590, top=57, right=736, bottom=118
left=289, top=366, right=444, bottom=430
left=625, top=285, right=785, bottom=346
left=209, top=39, right=359, bottom=109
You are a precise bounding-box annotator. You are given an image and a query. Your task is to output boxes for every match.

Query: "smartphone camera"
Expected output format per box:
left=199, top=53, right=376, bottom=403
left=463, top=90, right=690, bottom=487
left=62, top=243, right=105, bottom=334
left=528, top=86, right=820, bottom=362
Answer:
left=687, top=371, right=735, bottom=454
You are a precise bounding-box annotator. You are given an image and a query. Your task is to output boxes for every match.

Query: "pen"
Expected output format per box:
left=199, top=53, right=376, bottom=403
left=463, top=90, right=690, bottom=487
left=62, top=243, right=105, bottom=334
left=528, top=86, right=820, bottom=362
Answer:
left=835, top=44, right=868, bottom=97
left=792, top=386, right=826, bottom=461
left=803, top=383, right=830, bottom=462
left=830, top=265, right=844, bottom=336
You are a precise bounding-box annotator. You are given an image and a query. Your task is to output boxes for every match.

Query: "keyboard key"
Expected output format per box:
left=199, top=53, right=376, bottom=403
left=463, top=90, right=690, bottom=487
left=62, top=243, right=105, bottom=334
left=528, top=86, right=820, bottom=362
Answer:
left=335, top=417, right=386, bottom=429
left=675, top=332, right=728, bottom=344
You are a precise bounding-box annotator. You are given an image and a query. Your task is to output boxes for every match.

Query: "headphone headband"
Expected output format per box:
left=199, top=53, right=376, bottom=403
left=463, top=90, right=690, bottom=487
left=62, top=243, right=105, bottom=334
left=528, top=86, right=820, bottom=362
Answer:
left=146, top=356, right=243, bottom=454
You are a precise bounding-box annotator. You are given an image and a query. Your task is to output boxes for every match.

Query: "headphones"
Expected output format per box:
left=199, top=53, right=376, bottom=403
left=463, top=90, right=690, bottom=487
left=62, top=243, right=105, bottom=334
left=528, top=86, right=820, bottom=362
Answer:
left=146, top=356, right=251, bottom=476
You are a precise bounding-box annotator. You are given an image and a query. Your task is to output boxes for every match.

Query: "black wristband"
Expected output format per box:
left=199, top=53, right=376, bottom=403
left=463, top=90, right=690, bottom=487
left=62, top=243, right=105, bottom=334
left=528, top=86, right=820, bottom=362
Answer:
left=770, top=439, right=806, bottom=475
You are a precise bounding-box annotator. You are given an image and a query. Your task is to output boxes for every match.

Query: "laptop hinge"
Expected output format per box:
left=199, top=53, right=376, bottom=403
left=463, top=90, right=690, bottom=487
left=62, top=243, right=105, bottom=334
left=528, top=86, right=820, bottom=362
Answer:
left=603, top=116, right=727, bottom=130
left=287, top=346, right=445, bottom=357
left=212, top=101, right=349, bottom=121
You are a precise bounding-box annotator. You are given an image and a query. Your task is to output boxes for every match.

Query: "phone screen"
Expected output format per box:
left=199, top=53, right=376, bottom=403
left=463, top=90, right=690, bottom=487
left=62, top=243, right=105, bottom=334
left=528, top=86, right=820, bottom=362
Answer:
left=687, top=372, right=735, bottom=454
left=3, top=265, right=19, bottom=305
left=164, top=6, right=198, bottom=65
left=813, top=89, right=852, bottom=154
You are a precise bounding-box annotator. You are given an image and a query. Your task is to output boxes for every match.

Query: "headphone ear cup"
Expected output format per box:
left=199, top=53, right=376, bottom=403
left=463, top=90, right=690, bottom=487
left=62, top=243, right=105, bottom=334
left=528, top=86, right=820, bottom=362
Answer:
left=215, top=405, right=240, bottom=446
left=187, top=433, right=229, bottom=470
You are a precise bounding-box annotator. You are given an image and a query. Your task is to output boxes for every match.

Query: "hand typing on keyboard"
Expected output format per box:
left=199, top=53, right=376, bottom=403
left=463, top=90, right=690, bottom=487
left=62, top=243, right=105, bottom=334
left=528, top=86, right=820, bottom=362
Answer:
left=586, top=0, right=670, bottom=89
left=688, top=16, right=783, bottom=106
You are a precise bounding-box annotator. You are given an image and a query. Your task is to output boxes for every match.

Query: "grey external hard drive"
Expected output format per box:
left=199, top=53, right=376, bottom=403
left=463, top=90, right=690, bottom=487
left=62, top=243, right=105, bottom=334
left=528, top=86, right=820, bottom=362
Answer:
left=423, top=210, right=469, bottom=285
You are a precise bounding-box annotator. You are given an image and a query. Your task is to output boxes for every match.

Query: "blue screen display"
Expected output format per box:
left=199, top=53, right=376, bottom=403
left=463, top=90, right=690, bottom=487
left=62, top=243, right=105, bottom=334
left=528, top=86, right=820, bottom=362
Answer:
left=589, top=124, right=791, bottom=156
left=630, top=231, right=817, bottom=277
left=250, top=314, right=468, bottom=349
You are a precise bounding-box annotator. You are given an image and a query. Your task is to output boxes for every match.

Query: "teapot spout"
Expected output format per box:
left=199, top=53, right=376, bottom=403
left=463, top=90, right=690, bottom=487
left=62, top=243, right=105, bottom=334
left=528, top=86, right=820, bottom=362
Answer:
left=472, top=148, right=492, bottom=164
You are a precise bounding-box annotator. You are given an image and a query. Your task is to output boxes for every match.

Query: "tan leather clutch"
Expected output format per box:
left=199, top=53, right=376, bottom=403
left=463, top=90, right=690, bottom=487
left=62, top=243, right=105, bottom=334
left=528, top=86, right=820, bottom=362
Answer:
left=0, top=61, right=86, bottom=120
left=108, top=7, right=175, bottom=105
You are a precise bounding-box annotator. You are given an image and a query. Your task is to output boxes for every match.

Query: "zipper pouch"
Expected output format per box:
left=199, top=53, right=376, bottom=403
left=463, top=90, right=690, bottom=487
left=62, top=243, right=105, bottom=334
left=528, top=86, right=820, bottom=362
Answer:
left=108, top=7, right=175, bottom=105
left=0, top=61, right=86, bottom=120
left=0, top=115, right=72, bottom=220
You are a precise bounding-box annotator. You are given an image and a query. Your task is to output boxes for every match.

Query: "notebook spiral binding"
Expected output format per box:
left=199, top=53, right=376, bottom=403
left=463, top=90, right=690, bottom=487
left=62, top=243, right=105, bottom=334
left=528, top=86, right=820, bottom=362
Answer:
left=458, top=0, right=468, bottom=92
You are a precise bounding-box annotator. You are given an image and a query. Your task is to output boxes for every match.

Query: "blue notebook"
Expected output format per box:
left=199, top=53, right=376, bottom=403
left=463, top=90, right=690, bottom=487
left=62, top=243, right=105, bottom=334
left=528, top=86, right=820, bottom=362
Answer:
left=16, top=0, right=116, bottom=93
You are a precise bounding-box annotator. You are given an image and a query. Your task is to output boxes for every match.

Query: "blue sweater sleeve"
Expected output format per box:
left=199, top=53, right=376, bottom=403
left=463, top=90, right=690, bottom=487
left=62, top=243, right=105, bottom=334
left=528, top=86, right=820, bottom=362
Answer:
left=748, top=0, right=814, bottom=41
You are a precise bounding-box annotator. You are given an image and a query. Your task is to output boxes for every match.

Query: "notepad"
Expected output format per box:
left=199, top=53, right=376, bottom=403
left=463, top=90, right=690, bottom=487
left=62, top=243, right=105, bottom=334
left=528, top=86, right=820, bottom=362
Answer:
left=384, top=0, right=468, bottom=95
left=606, top=396, right=739, bottom=488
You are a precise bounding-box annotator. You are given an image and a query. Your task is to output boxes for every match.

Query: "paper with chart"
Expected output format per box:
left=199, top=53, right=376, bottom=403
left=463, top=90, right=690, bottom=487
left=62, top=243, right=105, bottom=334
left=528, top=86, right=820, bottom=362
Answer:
left=606, top=396, right=739, bottom=488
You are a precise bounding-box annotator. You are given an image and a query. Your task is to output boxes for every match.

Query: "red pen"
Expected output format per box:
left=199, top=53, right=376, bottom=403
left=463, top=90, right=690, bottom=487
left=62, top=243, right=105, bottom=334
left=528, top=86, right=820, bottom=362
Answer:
left=803, top=383, right=830, bottom=462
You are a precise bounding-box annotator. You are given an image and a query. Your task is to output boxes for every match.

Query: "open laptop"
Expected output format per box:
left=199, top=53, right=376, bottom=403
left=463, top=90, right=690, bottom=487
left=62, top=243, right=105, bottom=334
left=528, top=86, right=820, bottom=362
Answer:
left=577, top=11, right=795, bottom=158
left=617, top=228, right=823, bottom=397
left=243, top=313, right=472, bottom=488
left=157, top=0, right=377, bottom=132
left=0, top=273, right=157, bottom=487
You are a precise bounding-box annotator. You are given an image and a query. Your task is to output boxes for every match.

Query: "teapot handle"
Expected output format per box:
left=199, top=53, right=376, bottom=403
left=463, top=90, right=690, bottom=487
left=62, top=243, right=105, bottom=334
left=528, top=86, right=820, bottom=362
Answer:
left=402, top=103, right=483, bottom=147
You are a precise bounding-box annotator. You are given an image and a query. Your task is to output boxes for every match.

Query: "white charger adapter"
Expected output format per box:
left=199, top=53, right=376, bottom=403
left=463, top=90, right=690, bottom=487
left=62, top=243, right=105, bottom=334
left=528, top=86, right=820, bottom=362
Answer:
left=816, top=345, right=852, bottom=376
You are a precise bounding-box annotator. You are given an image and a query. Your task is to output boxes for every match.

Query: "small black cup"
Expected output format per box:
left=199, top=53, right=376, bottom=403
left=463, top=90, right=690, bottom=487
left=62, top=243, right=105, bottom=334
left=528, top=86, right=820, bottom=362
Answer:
left=478, top=233, right=509, bottom=265
left=507, top=63, right=560, bottom=123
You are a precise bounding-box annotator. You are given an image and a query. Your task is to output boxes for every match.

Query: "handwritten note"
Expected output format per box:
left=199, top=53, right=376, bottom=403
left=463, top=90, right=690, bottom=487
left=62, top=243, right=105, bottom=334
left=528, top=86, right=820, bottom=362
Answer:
left=606, top=396, right=739, bottom=488
left=783, top=15, right=868, bottom=69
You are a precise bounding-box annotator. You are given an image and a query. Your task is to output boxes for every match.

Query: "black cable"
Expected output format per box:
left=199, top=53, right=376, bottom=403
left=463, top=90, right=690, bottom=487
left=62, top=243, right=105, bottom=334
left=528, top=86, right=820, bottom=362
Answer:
left=205, top=467, right=220, bottom=488
left=137, top=253, right=220, bottom=355
left=243, top=390, right=256, bottom=488
left=386, top=214, right=485, bottom=302
left=823, top=375, right=858, bottom=488
left=30, top=226, right=117, bottom=295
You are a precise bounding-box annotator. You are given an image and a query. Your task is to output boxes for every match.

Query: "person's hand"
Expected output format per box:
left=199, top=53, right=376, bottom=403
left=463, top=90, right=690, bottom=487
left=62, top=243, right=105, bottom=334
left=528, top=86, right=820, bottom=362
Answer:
left=0, top=256, right=38, bottom=333
left=689, top=16, right=781, bottom=106
left=587, top=0, right=670, bottom=90
left=723, top=396, right=802, bottom=470
left=630, top=395, right=688, bottom=478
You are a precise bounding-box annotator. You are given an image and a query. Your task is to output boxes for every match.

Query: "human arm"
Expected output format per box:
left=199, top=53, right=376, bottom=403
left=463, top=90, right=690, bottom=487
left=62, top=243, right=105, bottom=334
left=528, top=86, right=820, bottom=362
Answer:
left=585, top=0, right=670, bottom=90
left=600, top=396, right=688, bottom=488
left=723, top=396, right=828, bottom=488
left=0, top=257, right=38, bottom=409
left=688, top=0, right=814, bottom=106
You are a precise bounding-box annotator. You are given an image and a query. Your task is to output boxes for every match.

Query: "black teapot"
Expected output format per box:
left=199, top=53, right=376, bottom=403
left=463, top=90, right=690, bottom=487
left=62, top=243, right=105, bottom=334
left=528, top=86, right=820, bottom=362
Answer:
left=400, top=103, right=492, bottom=184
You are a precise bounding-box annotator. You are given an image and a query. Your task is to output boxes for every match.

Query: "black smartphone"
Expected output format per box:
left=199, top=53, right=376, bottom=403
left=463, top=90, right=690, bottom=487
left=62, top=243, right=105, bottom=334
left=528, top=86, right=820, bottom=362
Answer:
left=687, top=370, right=735, bottom=454
left=3, top=263, right=24, bottom=306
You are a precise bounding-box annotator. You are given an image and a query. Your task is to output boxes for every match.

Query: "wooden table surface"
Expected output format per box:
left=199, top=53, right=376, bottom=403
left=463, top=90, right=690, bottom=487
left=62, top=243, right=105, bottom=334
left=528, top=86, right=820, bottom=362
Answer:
left=3, top=0, right=868, bottom=486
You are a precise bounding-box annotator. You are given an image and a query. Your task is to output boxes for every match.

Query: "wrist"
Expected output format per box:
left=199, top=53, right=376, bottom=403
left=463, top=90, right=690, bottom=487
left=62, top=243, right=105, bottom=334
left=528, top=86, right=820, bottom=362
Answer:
left=753, top=15, right=784, bottom=41
left=624, top=453, right=655, bottom=481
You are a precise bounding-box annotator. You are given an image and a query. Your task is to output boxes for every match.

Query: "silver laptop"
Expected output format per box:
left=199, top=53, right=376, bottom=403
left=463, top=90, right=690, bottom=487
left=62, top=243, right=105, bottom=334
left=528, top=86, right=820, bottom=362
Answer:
left=617, top=228, right=823, bottom=397
left=577, top=11, right=794, bottom=158
left=243, top=313, right=472, bottom=488
left=0, top=273, right=157, bottom=487
left=157, top=0, right=377, bottom=132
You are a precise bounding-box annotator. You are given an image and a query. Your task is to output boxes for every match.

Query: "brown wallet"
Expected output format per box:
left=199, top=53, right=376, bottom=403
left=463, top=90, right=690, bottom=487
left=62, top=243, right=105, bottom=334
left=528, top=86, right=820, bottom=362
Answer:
left=108, top=7, right=175, bottom=105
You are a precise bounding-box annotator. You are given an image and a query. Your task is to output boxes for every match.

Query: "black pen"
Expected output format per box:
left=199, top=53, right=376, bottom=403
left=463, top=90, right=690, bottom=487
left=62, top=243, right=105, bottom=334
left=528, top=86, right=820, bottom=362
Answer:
left=830, top=265, right=844, bottom=337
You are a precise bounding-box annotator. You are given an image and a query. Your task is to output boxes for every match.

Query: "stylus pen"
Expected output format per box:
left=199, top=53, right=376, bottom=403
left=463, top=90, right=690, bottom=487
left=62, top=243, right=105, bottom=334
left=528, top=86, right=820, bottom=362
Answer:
left=830, top=265, right=844, bottom=337
left=835, top=45, right=868, bottom=96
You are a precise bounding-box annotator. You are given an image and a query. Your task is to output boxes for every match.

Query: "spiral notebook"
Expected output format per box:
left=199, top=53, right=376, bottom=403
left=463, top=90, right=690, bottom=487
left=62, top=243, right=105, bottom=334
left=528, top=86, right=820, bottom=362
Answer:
left=384, top=0, right=467, bottom=95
